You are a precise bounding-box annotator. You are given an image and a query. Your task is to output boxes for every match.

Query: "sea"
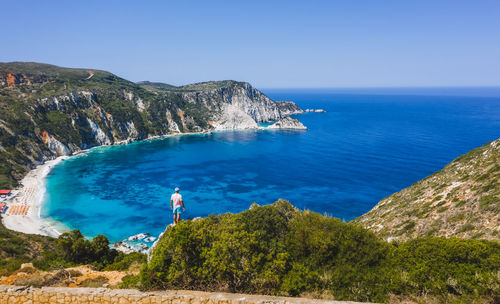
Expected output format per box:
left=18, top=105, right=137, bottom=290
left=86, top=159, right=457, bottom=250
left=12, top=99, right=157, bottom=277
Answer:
left=41, top=88, right=500, bottom=242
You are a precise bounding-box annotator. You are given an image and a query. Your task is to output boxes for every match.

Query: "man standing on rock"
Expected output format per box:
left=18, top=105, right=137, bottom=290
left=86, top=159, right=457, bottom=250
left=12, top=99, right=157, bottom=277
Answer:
left=170, top=187, right=185, bottom=224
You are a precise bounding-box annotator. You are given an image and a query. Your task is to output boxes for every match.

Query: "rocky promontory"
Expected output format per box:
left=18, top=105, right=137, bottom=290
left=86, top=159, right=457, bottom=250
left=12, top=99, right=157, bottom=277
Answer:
left=304, top=108, right=327, bottom=113
left=267, top=116, right=307, bottom=130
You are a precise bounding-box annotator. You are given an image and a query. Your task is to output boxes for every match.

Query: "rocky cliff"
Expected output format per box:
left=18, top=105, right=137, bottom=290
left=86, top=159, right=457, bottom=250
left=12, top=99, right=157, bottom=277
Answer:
left=267, top=116, right=307, bottom=130
left=0, top=62, right=303, bottom=188
left=139, top=80, right=303, bottom=130
left=355, top=138, right=500, bottom=241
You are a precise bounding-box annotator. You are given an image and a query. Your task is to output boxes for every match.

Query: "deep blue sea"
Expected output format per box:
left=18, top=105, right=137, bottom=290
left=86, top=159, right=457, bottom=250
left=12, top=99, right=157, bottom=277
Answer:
left=41, top=88, right=500, bottom=242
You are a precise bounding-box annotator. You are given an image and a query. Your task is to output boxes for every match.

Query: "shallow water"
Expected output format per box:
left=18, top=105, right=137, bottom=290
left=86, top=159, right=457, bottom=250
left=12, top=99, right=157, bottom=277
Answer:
left=42, top=89, right=500, bottom=241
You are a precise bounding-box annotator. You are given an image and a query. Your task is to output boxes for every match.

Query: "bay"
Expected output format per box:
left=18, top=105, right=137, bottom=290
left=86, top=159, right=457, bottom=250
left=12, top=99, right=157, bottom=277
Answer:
left=42, top=88, right=500, bottom=241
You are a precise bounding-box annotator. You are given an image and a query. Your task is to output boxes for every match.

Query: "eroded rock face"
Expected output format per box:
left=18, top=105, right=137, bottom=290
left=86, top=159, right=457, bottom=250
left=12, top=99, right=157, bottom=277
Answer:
left=41, top=130, right=72, bottom=156
left=30, top=84, right=303, bottom=160
left=45, top=136, right=71, bottom=156
left=267, top=117, right=307, bottom=130
left=86, top=118, right=111, bottom=145
left=210, top=103, right=259, bottom=130
left=178, top=82, right=303, bottom=130
left=276, top=101, right=304, bottom=116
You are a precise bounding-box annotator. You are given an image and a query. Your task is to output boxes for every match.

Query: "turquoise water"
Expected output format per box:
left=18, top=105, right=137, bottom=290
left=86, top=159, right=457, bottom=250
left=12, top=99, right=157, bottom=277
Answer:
left=42, top=89, right=500, bottom=242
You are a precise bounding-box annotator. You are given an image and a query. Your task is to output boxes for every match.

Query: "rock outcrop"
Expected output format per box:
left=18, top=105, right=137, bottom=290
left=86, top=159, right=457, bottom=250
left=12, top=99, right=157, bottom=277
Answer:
left=355, top=138, right=500, bottom=241
left=267, top=116, right=307, bottom=130
left=275, top=101, right=305, bottom=116
left=304, top=108, right=327, bottom=113
left=173, top=81, right=303, bottom=130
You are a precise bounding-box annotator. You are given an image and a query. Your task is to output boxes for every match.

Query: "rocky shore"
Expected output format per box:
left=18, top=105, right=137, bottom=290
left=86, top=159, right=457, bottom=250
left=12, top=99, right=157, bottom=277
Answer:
left=267, top=117, right=307, bottom=130
left=304, top=108, right=327, bottom=113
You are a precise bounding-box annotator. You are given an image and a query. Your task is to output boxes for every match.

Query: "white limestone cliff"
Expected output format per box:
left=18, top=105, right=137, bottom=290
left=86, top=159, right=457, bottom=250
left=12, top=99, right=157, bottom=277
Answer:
left=177, top=82, right=303, bottom=130
left=267, top=116, right=307, bottom=130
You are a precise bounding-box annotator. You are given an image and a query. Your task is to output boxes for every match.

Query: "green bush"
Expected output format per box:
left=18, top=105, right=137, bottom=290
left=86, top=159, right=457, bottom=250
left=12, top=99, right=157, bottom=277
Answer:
left=31, top=229, right=145, bottom=272
left=142, top=201, right=500, bottom=303
left=0, top=255, right=32, bottom=276
left=0, top=220, right=59, bottom=275
left=104, top=252, right=146, bottom=271
left=120, top=274, right=142, bottom=289
left=389, top=237, right=500, bottom=298
left=56, top=229, right=125, bottom=269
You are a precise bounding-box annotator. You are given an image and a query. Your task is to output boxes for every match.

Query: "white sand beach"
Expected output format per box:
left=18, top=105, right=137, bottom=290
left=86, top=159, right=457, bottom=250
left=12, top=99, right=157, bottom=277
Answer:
left=1, top=156, right=69, bottom=237
left=0, top=132, right=210, bottom=239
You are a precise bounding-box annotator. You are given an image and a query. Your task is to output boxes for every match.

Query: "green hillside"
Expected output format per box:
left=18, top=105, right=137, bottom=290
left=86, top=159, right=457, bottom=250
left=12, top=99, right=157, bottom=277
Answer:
left=355, top=138, right=500, bottom=241
left=136, top=81, right=177, bottom=92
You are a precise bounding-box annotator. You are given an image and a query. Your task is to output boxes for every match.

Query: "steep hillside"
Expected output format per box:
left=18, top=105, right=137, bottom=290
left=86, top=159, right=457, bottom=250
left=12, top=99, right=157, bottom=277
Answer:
left=355, top=138, right=500, bottom=241
left=0, top=220, right=57, bottom=275
left=0, top=62, right=303, bottom=188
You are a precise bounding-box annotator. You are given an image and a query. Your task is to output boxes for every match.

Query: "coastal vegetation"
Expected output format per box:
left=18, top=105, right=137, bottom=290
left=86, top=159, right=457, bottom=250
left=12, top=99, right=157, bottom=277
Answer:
left=0, top=221, right=145, bottom=278
left=0, top=200, right=498, bottom=301
left=143, top=200, right=500, bottom=303
left=0, top=221, right=57, bottom=276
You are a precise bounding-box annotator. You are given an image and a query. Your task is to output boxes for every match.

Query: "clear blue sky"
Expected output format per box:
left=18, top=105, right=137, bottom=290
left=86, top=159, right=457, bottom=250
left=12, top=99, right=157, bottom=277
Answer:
left=2, top=0, right=499, bottom=88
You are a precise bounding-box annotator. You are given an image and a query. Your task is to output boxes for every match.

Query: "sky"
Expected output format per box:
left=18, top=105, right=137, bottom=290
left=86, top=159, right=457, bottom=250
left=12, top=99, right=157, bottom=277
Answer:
left=2, top=0, right=500, bottom=88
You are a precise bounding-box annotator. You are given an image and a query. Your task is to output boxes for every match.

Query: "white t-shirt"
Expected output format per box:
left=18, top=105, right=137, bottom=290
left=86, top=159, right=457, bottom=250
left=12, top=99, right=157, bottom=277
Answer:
left=171, top=193, right=183, bottom=208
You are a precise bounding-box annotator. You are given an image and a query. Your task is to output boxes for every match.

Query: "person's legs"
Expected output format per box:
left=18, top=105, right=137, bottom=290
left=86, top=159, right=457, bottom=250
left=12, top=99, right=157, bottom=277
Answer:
left=173, top=206, right=183, bottom=224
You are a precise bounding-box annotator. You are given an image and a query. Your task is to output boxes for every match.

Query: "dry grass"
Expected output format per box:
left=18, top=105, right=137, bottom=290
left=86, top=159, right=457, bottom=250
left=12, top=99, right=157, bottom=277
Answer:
left=355, top=139, right=500, bottom=241
left=1, top=264, right=128, bottom=288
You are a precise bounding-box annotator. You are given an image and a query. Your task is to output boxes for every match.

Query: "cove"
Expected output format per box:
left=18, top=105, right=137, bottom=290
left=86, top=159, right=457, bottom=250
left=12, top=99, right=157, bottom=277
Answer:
left=41, top=89, right=500, bottom=242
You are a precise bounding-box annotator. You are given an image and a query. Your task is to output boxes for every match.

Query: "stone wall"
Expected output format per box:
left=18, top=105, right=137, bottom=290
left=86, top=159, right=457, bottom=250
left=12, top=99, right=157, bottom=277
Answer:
left=0, top=285, right=366, bottom=304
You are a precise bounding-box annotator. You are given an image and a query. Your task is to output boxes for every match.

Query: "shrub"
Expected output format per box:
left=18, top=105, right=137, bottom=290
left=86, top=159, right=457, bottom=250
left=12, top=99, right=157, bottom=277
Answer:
left=389, top=237, right=500, bottom=297
left=104, top=252, right=146, bottom=271
left=29, top=229, right=143, bottom=273
left=143, top=201, right=393, bottom=301
left=56, top=230, right=118, bottom=269
left=79, top=275, right=109, bottom=288
left=120, top=274, right=142, bottom=289
left=141, top=201, right=500, bottom=303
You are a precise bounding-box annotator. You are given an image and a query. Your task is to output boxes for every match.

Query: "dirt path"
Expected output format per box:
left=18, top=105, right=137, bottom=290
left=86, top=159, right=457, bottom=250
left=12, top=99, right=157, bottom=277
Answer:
left=85, top=71, right=94, bottom=80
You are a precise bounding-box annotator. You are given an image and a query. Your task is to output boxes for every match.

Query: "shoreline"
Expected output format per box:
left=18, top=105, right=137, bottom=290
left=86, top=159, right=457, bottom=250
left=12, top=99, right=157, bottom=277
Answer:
left=0, top=120, right=306, bottom=240
left=0, top=128, right=257, bottom=239
left=0, top=130, right=212, bottom=239
left=1, top=156, right=68, bottom=238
